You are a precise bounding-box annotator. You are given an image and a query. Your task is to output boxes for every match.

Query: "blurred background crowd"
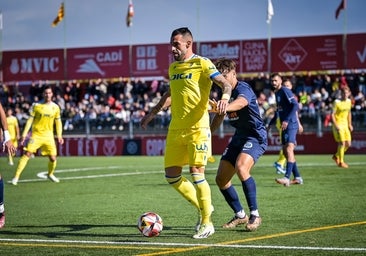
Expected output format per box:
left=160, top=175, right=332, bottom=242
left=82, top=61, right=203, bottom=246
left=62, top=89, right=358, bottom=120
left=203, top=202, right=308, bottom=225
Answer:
left=1, top=70, right=365, bottom=136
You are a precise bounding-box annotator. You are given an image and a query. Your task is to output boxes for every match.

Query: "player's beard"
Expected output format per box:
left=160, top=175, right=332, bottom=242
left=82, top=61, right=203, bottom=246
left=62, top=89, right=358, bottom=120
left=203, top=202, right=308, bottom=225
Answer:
left=172, top=50, right=185, bottom=61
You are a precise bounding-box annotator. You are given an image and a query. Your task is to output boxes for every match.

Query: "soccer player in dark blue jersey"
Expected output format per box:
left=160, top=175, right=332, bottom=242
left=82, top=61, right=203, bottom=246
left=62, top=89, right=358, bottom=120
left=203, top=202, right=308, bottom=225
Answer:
left=210, top=58, right=267, bottom=231
left=271, top=73, right=303, bottom=186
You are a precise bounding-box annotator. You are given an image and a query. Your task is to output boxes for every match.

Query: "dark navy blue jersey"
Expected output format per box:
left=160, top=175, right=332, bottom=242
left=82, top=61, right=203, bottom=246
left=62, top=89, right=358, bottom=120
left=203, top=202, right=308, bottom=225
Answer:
left=275, top=86, right=299, bottom=130
left=226, top=81, right=267, bottom=144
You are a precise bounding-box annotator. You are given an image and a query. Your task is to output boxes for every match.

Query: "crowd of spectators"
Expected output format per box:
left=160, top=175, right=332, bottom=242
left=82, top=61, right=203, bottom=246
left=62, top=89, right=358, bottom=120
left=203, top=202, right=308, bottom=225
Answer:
left=244, top=71, right=366, bottom=131
left=1, top=70, right=365, bottom=135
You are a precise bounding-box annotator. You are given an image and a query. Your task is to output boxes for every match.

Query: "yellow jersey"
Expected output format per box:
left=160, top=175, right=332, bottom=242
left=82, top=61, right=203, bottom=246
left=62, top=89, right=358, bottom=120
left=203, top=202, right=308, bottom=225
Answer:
left=23, top=101, right=62, bottom=138
left=332, top=98, right=352, bottom=128
left=6, top=115, right=19, bottom=139
left=168, top=55, right=219, bottom=130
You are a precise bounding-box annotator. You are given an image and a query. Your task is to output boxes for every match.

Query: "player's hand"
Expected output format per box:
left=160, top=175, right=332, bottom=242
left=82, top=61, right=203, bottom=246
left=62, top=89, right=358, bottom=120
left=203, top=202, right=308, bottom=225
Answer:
left=298, top=124, right=304, bottom=134
left=216, top=99, right=229, bottom=115
left=281, top=121, right=288, bottom=131
left=3, top=140, right=16, bottom=155
left=208, top=99, right=218, bottom=113
left=20, top=137, right=26, bottom=146
left=58, top=137, right=64, bottom=145
left=141, top=113, right=155, bottom=130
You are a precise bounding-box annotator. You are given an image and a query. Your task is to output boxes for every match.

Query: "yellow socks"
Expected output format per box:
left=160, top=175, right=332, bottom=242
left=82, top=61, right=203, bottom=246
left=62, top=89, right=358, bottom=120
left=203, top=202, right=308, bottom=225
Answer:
left=166, top=175, right=200, bottom=210
left=48, top=160, right=57, bottom=175
left=14, top=155, right=30, bottom=179
left=337, top=145, right=345, bottom=163
left=191, top=173, right=212, bottom=224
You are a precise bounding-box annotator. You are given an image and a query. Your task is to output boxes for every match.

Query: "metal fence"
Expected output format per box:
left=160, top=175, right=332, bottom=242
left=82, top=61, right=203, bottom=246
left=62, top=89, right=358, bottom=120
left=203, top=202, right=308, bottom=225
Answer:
left=61, top=110, right=366, bottom=137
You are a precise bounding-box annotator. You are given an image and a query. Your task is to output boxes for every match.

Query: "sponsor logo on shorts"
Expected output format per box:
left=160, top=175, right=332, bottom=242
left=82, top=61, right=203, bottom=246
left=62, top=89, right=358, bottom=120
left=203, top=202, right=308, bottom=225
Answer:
left=243, top=142, right=253, bottom=149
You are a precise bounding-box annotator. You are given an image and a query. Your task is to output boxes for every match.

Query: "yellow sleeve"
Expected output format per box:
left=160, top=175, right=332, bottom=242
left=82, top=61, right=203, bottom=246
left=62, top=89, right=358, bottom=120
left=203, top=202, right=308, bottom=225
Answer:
left=55, top=118, right=62, bottom=138
left=21, top=116, right=34, bottom=138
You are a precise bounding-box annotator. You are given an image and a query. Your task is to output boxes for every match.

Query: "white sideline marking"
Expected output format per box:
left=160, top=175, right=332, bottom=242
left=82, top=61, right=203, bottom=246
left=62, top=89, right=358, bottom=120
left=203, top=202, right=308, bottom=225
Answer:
left=7, top=166, right=164, bottom=184
left=7, top=161, right=366, bottom=184
left=36, top=165, right=163, bottom=179
left=0, top=238, right=365, bottom=252
left=256, top=162, right=366, bottom=167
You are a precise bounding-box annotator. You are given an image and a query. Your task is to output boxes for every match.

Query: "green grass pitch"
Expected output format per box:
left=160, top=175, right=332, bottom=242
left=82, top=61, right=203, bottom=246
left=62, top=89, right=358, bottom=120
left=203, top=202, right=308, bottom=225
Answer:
left=0, top=154, right=365, bottom=256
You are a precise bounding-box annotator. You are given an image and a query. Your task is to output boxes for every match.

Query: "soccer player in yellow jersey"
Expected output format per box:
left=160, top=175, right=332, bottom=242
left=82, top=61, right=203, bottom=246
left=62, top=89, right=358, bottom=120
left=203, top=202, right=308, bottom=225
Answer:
left=11, top=86, right=64, bottom=185
left=331, top=86, right=353, bottom=168
left=6, top=108, right=20, bottom=166
left=0, top=103, right=17, bottom=228
left=141, top=27, right=232, bottom=239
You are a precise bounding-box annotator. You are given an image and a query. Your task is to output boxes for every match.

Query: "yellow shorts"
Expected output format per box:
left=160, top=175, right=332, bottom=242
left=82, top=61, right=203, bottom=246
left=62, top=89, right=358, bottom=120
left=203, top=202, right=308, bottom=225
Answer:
left=164, top=127, right=211, bottom=168
left=332, top=126, right=351, bottom=142
left=24, top=135, right=57, bottom=156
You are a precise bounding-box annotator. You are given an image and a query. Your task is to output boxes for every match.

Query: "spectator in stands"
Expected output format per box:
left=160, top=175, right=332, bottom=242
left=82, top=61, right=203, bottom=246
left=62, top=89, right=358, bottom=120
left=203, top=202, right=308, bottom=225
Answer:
left=1, top=70, right=365, bottom=134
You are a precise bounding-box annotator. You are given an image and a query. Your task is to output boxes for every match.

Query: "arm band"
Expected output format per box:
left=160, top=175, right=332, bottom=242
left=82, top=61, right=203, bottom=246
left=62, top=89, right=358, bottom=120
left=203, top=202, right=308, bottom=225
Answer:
left=221, top=93, right=230, bottom=100
left=3, top=130, right=10, bottom=143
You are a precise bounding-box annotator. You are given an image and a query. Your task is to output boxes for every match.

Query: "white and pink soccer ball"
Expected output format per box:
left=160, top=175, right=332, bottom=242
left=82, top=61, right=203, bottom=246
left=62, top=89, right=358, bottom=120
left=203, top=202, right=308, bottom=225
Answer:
left=137, top=212, right=163, bottom=237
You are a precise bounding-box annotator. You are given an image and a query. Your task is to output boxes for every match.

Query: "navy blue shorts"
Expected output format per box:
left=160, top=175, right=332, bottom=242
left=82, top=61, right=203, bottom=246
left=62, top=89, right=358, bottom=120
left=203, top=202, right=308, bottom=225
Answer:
left=221, top=136, right=267, bottom=166
left=281, top=128, right=297, bottom=145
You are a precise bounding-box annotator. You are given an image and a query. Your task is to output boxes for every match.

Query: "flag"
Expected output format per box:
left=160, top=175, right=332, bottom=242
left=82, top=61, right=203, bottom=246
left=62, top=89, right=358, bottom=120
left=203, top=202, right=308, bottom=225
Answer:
left=0, top=12, right=3, bottom=30
left=266, top=0, right=274, bottom=24
left=335, top=0, right=346, bottom=19
left=52, top=2, right=64, bottom=27
left=126, top=0, right=134, bottom=27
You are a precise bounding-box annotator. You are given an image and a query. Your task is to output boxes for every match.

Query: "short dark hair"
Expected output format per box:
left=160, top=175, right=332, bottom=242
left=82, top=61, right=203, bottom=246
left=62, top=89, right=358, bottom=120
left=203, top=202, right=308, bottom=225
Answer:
left=43, top=85, right=53, bottom=91
left=271, top=73, right=282, bottom=79
left=171, top=27, right=193, bottom=39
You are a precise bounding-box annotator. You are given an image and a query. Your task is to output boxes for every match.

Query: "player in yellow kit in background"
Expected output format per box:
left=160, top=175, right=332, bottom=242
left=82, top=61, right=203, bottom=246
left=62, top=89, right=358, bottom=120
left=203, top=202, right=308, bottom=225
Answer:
left=5, top=108, right=20, bottom=166
left=11, top=85, right=64, bottom=185
left=331, top=86, right=353, bottom=168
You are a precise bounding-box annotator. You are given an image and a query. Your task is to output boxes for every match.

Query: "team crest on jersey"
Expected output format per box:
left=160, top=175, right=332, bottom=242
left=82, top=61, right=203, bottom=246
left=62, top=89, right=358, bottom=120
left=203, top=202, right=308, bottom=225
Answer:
left=243, top=142, right=253, bottom=149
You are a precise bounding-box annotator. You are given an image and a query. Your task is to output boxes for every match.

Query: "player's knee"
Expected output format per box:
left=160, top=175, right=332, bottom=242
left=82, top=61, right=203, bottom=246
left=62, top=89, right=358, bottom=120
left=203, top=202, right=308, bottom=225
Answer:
left=215, top=175, right=229, bottom=189
left=165, top=175, right=181, bottom=185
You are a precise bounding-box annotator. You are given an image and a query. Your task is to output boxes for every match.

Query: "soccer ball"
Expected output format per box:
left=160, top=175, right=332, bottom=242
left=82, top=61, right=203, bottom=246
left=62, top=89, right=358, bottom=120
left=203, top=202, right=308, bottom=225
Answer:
left=137, top=212, right=163, bottom=237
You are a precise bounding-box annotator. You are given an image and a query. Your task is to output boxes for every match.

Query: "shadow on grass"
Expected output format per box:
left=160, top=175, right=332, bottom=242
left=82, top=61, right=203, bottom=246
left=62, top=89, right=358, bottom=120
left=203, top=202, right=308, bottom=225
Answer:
left=0, top=224, right=197, bottom=240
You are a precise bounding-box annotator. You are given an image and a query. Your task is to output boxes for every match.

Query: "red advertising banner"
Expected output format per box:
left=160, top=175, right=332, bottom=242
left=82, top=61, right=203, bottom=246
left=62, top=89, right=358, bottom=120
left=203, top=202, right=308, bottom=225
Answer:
left=271, top=35, right=343, bottom=72
left=67, top=46, right=130, bottom=80
left=347, top=33, right=366, bottom=69
left=139, top=132, right=366, bottom=156
left=141, top=136, right=166, bottom=156
left=52, top=132, right=366, bottom=156
left=199, top=40, right=241, bottom=66
left=2, top=33, right=364, bottom=82
left=240, top=39, right=268, bottom=73
left=2, top=49, right=64, bottom=81
left=130, top=44, right=171, bottom=77
left=58, top=137, right=123, bottom=156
